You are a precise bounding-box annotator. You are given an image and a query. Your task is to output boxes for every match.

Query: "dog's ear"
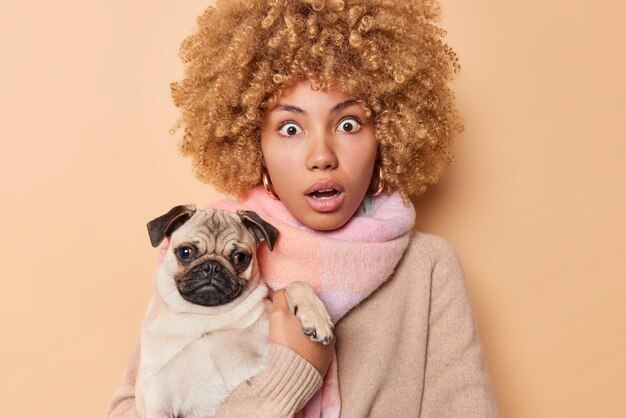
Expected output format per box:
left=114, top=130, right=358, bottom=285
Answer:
left=237, top=210, right=279, bottom=251
left=147, top=204, right=197, bottom=248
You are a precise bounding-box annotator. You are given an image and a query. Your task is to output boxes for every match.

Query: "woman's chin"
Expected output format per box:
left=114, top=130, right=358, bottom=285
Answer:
left=298, top=211, right=352, bottom=231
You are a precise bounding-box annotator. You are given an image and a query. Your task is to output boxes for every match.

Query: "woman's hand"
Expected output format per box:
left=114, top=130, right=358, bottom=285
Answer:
left=269, top=289, right=335, bottom=376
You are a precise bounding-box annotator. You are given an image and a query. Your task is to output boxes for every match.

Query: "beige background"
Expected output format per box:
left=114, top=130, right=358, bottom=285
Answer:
left=1, top=0, right=624, bottom=416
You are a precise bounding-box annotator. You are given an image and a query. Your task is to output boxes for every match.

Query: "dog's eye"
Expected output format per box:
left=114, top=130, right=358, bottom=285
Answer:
left=176, top=246, right=195, bottom=262
left=232, top=251, right=251, bottom=270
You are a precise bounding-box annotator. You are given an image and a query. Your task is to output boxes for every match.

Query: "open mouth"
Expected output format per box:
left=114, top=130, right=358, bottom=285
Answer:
left=305, top=181, right=345, bottom=213
left=308, top=188, right=341, bottom=200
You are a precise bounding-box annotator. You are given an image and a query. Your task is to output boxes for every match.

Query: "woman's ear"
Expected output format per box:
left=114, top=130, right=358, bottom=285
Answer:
left=369, top=147, right=384, bottom=195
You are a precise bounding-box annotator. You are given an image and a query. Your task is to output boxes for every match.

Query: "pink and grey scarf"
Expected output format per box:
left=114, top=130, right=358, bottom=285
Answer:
left=211, top=186, right=415, bottom=418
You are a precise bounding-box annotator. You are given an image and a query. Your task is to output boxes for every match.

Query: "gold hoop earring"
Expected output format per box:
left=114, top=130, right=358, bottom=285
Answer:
left=262, top=169, right=280, bottom=200
left=372, top=165, right=385, bottom=196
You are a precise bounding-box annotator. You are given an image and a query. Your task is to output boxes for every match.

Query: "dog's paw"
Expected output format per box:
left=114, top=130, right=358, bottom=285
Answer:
left=285, top=281, right=334, bottom=345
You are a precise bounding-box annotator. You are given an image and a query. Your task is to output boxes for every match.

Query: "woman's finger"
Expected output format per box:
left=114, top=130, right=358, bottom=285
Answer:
left=271, top=289, right=289, bottom=312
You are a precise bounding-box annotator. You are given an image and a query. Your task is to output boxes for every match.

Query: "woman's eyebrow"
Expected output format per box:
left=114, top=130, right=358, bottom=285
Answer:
left=273, top=100, right=359, bottom=115
left=275, top=104, right=305, bottom=114
left=330, top=99, right=358, bottom=114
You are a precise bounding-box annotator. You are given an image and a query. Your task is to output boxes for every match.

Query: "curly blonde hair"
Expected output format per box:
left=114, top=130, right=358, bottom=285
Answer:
left=170, top=0, right=462, bottom=199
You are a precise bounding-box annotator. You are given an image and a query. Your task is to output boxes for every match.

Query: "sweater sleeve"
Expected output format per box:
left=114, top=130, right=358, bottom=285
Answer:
left=420, top=238, right=498, bottom=417
left=104, top=343, right=141, bottom=418
left=214, top=344, right=323, bottom=417
left=104, top=342, right=322, bottom=418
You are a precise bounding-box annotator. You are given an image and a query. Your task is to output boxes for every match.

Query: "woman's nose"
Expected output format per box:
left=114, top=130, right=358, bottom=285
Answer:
left=306, top=134, right=338, bottom=171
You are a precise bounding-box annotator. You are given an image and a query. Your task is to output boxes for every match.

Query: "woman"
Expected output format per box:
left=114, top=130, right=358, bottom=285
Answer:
left=107, top=0, right=498, bottom=416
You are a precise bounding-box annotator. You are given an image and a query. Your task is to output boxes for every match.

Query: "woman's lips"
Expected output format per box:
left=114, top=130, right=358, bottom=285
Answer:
left=304, top=180, right=345, bottom=213
left=306, top=191, right=345, bottom=213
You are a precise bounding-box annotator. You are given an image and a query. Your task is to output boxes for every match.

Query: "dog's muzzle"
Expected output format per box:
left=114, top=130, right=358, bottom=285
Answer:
left=177, top=260, right=245, bottom=307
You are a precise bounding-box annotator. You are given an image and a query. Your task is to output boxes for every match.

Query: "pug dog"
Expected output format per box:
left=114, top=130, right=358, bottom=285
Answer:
left=135, top=205, right=334, bottom=418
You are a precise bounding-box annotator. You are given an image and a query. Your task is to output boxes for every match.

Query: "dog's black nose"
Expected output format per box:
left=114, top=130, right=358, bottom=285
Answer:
left=202, top=260, right=223, bottom=275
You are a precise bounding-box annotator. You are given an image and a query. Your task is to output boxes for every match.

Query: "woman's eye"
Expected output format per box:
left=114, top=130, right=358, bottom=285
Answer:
left=278, top=122, right=303, bottom=136
left=176, top=246, right=195, bottom=261
left=337, top=117, right=361, bottom=133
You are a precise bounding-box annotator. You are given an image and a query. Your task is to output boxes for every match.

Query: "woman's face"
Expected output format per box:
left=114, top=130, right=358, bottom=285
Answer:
left=261, top=80, right=378, bottom=231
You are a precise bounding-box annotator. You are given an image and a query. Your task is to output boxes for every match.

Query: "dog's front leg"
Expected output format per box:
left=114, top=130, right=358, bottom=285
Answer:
left=285, top=281, right=334, bottom=345
left=136, top=373, right=174, bottom=418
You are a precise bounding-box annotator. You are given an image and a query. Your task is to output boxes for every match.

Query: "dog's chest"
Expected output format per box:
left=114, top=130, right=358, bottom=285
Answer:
left=146, top=320, right=269, bottom=418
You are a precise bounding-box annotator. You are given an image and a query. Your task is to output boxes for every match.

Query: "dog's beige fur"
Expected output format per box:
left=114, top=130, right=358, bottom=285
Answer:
left=135, top=206, right=333, bottom=418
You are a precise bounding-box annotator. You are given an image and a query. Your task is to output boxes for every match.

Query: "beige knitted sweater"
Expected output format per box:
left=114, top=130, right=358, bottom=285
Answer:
left=105, top=232, right=498, bottom=417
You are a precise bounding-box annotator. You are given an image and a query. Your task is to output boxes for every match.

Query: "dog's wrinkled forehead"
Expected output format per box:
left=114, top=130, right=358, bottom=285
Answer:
left=170, top=209, right=255, bottom=251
